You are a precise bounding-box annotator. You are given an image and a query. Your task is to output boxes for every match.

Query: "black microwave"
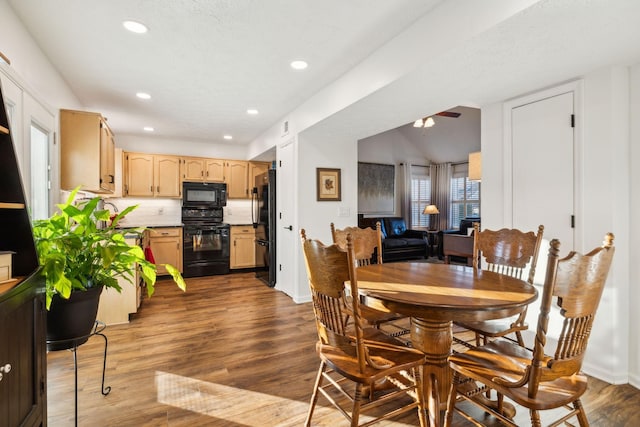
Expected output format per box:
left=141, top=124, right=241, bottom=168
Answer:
left=182, top=182, right=227, bottom=207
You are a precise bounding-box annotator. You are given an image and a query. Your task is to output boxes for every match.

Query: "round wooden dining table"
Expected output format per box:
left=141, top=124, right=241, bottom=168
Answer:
left=355, top=262, right=537, bottom=414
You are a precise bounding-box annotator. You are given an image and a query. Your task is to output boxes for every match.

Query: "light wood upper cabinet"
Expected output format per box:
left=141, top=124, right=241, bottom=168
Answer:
left=182, top=157, right=205, bottom=181
left=249, top=161, right=270, bottom=190
left=60, top=109, right=115, bottom=193
left=155, top=155, right=181, bottom=197
left=124, top=152, right=181, bottom=198
left=124, top=152, right=154, bottom=197
left=225, top=160, right=249, bottom=198
left=125, top=152, right=269, bottom=198
left=205, top=158, right=225, bottom=182
left=181, top=157, right=225, bottom=183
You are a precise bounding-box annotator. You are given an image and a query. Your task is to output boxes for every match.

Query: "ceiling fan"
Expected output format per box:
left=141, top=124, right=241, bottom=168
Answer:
left=413, top=110, right=461, bottom=128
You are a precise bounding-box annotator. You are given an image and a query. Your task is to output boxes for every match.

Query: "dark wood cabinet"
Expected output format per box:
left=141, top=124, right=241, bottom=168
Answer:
left=0, top=276, right=46, bottom=427
left=0, top=80, right=47, bottom=426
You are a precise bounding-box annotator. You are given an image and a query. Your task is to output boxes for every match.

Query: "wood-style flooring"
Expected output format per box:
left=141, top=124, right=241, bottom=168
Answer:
left=46, top=273, right=640, bottom=426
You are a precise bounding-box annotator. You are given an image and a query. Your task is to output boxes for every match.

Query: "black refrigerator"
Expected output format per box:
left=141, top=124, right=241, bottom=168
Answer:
left=252, top=169, right=276, bottom=287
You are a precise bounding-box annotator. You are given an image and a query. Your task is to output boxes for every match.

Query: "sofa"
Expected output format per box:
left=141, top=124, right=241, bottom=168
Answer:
left=439, top=217, right=481, bottom=264
left=358, top=216, right=428, bottom=263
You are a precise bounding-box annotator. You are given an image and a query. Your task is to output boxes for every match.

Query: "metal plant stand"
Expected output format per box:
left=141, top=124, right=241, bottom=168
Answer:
left=46, top=321, right=111, bottom=426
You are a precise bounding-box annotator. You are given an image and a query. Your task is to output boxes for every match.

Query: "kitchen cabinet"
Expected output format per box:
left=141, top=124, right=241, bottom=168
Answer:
left=249, top=161, right=270, bottom=188
left=230, top=225, right=260, bottom=269
left=181, top=157, right=225, bottom=183
left=225, top=160, right=249, bottom=198
left=60, top=109, right=115, bottom=193
left=226, top=161, right=270, bottom=198
left=0, top=85, right=46, bottom=427
left=146, top=227, right=183, bottom=276
left=124, top=152, right=181, bottom=198
left=96, top=236, right=140, bottom=325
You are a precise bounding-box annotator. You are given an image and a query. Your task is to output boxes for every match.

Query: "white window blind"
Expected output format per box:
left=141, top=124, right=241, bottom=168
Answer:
left=450, top=163, right=480, bottom=228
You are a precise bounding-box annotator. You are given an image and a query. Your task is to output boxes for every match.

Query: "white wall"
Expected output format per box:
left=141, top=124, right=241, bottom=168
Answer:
left=357, top=128, right=429, bottom=217
left=481, top=65, right=637, bottom=386
left=117, top=134, right=248, bottom=160
left=629, top=63, right=640, bottom=388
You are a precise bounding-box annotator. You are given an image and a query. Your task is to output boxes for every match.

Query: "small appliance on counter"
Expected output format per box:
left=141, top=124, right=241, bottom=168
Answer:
left=181, top=182, right=230, bottom=277
left=251, top=169, right=276, bottom=287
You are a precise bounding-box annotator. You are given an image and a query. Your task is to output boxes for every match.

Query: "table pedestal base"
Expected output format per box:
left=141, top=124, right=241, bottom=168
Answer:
left=410, top=318, right=453, bottom=409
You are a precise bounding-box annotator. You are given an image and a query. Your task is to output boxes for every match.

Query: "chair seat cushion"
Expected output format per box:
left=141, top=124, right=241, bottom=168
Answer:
left=318, top=328, right=425, bottom=384
left=449, top=338, right=588, bottom=410
left=383, top=237, right=426, bottom=249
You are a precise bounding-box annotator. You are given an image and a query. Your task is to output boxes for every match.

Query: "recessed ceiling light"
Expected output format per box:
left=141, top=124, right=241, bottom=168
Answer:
left=143, top=126, right=154, bottom=132
left=223, top=135, right=233, bottom=140
left=290, top=60, right=308, bottom=70
left=247, top=109, right=259, bottom=115
left=136, top=92, right=151, bottom=100
left=123, top=20, right=148, bottom=34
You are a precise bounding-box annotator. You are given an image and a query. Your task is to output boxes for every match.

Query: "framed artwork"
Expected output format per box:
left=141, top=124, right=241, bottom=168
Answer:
left=316, top=168, right=341, bottom=201
left=358, top=162, right=395, bottom=214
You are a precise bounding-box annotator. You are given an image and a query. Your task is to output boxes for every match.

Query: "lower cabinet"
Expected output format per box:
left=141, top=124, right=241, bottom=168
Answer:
left=96, top=236, right=141, bottom=325
left=0, top=274, right=46, bottom=427
left=230, top=225, right=259, bottom=269
left=146, top=227, right=183, bottom=275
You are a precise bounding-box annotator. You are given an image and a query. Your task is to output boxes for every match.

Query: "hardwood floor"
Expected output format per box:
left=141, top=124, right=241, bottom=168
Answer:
left=46, top=273, right=640, bottom=426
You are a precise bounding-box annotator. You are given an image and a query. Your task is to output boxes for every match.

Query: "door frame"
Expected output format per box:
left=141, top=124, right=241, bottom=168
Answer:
left=502, top=80, right=584, bottom=252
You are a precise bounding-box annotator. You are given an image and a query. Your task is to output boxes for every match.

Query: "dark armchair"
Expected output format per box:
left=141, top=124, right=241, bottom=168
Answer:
left=439, top=217, right=480, bottom=264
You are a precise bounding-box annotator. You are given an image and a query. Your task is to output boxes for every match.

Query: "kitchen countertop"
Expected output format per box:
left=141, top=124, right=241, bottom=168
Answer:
left=117, top=223, right=183, bottom=229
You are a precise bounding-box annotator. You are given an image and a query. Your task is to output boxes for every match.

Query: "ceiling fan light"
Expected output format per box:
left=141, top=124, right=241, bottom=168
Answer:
left=424, top=117, right=435, bottom=127
left=413, top=119, right=423, bottom=127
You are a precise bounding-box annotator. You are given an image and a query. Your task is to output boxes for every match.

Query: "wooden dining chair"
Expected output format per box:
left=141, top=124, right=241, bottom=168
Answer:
left=331, top=222, right=383, bottom=266
left=444, top=233, right=615, bottom=427
left=455, top=223, right=544, bottom=347
left=300, top=229, right=428, bottom=427
left=330, top=222, right=407, bottom=334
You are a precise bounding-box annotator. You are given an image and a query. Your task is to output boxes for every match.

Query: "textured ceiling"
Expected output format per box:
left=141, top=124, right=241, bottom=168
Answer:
left=7, top=0, right=640, bottom=158
left=6, top=0, right=442, bottom=144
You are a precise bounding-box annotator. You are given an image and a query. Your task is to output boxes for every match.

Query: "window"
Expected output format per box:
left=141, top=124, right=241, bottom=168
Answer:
left=450, top=165, right=480, bottom=228
left=410, top=166, right=431, bottom=228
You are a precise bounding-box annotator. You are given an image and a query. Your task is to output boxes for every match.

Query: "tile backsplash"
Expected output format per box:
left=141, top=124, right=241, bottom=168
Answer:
left=223, top=199, right=253, bottom=225
left=105, top=198, right=182, bottom=227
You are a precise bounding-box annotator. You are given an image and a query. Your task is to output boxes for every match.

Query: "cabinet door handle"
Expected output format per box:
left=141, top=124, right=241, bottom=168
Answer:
left=157, top=186, right=160, bottom=193
left=109, top=174, right=114, bottom=184
left=0, top=363, right=11, bottom=382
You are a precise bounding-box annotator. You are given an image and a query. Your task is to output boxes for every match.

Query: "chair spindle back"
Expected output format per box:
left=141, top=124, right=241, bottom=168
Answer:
left=473, top=223, right=544, bottom=284
left=330, top=222, right=383, bottom=266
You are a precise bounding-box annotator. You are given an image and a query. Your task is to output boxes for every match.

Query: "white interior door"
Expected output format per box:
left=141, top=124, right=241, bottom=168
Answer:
left=511, top=91, right=575, bottom=284
left=276, top=139, right=296, bottom=297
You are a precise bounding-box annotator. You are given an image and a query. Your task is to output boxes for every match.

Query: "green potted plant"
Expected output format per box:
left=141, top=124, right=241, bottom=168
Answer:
left=32, top=187, right=186, bottom=347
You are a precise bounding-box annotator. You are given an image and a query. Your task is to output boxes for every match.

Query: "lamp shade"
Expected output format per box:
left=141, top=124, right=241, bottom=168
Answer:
left=422, top=204, right=439, bottom=215
left=468, top=151, right=481, bottom=181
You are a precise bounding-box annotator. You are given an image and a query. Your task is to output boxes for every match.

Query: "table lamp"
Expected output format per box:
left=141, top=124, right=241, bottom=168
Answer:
left=423, top=204, right=439, bottom=230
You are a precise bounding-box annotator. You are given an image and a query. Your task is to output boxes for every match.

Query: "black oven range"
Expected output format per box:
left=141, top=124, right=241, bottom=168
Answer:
left=181, top=206, right=230, bottom=277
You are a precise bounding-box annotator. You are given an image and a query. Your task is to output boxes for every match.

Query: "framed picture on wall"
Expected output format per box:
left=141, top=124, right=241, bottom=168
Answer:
left=358, top=162, right=395, bottom=214
left=316, top=168, right=341, bottom=201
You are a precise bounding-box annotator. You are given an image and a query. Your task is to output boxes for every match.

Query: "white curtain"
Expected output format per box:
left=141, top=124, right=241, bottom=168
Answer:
left=400, top=163, right=411, bottom=221
left=430, top=163, right=452, bottom=230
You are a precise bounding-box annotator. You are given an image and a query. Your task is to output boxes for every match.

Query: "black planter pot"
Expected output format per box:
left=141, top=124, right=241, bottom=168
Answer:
left=46, top=285, right=103, bottom=351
